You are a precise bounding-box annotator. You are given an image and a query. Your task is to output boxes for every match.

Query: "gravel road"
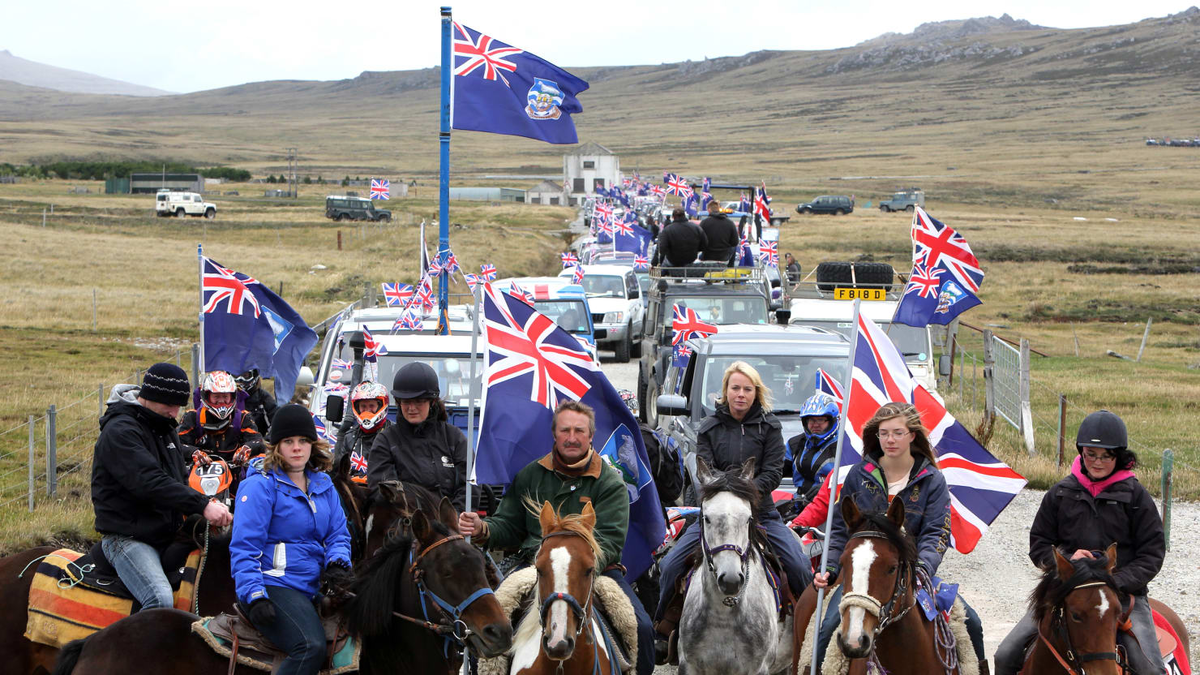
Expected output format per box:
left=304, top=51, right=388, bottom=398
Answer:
left=593, top=352, right=1199, bottom=669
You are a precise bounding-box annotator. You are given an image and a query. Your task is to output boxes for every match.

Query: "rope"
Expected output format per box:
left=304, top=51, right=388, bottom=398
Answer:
left=193, top=524, right=211, bottom=614
left=839, top=591, right=884, bottom=618
left=16, top=551, right=95, bottom=588
left=913, top=567, right=959, bottom=675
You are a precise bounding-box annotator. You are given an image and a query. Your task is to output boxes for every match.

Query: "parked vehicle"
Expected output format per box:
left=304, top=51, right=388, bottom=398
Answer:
left=878, top=188, right=925, bottom=213
left=156, top=190, right=216, bottom=219
left=325, top=195, right=392, bottom=222
left=557, top=264, right=644, bottom=363
left=494, top=277, right=599, bottom=364
left=795, top=195, right=854, bottom=216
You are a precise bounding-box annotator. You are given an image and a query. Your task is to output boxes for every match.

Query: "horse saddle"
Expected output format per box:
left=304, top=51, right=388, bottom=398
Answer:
left=73, top=540, right=198, bottom=601
left=24, top=547, right=201, bottom=649
left=191, top=608, right=359, bottom=675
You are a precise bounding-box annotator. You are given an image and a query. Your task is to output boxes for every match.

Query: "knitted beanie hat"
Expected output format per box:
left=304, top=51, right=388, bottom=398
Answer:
left=268, top=404, right=319, bottom=444
left=140, top=363, right=191, bottom=407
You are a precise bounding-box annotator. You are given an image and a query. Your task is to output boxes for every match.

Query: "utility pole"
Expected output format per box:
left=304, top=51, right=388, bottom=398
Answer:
left=286, top=147, right=298, bottom=198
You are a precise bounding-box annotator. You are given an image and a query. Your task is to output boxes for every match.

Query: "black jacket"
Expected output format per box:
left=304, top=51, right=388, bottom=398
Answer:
left=696, top=402, right=785, bottom=516
left=652, top=219, right=707, bottom=268
left=1030, top=472, right=1165, bottom=596
left=367, top=414, right=468, bottom=510
left=788, top=432, right=837, bottom=502
left=698, top=214, right=738, bottom=264
left=92, top=386, right=210, bottom=547
left=243, top=387, right=278, bottom=437
left=177, top=409, right=264, bottom=460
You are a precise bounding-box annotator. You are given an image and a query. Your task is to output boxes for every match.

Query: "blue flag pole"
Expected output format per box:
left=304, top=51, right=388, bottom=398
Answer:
left=438, top=6, right=452, bottom=335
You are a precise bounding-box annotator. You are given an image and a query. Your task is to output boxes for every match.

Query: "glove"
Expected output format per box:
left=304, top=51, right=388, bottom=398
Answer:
left=191, top=450, right=212, bottom=468
left=232, top=445, right=253, bottom=465
left=247, top=598, right=276, bottom=627
left=320, top=561, right=355, bottom=595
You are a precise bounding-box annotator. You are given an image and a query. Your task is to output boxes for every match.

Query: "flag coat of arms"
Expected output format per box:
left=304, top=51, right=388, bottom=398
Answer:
left=450, top=23, right=589, bottom=144
left=893, top=207, right=985, bottom=327
left=834, top=311, right=1025, bottom=552
left=370, top=178, right=390, bottom=200
left=474, top=283, right=665, bottom=579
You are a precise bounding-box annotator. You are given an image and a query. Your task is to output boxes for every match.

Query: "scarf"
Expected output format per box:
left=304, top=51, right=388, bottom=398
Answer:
left=1071, top=455, right=1135, bottom=498
left=553, top=448, right=594, bottom=476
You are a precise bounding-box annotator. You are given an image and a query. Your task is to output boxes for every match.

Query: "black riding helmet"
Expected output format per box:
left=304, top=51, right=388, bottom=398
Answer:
left=1076, top=410, right=1137, bottom=471
left=392, top=362, right=440, bottom=400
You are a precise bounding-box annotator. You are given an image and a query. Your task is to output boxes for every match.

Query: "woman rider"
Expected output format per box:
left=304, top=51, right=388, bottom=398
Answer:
left=366, top=362, right=468, bottom=510
left=812, top=402, right=984, bottom=671
left=993, top=410, right=1165, bottom=675
left=652, top=361, right=810, bottom=664
left=787, top=392, right=840, bottom=506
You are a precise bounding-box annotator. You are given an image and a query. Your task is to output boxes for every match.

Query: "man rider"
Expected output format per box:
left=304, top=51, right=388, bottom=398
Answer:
left=459, top=400, right=655, bottom=675
left=179, top=370, right=264, bottom=468
left=333, top=380, right=390, bottom=485
left=92, top=362, right=233, bottom=611
left=235, top=369, right=278, bottom=438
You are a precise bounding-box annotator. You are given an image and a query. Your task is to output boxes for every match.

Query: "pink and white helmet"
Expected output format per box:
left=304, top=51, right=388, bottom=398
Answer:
left=350, top=381, right=389, bottom=432
left=201, top=370, right=238, bottom=422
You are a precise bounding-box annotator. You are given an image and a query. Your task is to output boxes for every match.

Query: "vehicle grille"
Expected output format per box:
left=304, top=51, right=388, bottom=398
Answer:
left=591, top=313, right=605, bottom=324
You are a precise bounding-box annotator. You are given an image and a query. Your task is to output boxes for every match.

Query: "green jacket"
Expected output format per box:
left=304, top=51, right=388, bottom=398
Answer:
left=482, top=450, right=629, bottom=570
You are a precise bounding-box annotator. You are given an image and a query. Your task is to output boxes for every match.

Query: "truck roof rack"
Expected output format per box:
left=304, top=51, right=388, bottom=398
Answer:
left=649, top=265, right=766, bottom=285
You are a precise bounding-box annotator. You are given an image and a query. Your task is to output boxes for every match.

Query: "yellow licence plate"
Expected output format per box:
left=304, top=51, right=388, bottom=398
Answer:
left=834, top=288, right=885, bottom=301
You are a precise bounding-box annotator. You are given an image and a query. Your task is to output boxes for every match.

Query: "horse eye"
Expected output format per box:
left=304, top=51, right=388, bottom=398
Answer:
left=1070, top=611, right=1083, bottom=622
left=886, top=565, right=897, bottom=575
left=703, top=515, right=710, bottom=524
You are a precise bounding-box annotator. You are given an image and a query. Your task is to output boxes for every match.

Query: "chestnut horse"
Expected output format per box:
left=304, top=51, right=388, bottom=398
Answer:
left=51, top=488, right=512, bottom=675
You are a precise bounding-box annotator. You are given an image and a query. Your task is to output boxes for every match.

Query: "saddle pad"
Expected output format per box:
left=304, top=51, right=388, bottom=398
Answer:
left=1153, top=609, right=1191, bottom=675
left=24, top=548, right=201, bottom=649
left=192, top=615, right=359, bottom=675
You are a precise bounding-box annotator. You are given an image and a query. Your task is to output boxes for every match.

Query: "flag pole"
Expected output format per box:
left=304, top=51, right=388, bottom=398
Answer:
left=809, top=297, right=862, bottom=675
left=463, top=282, right=482, bottom=542
left=197, top=243, right=205, bottom=373
left=437, top=6, right=452, bottom=336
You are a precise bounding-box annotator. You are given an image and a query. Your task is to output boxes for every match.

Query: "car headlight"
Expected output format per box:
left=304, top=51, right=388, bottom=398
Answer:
left=603, top=311, right=625, bottom=323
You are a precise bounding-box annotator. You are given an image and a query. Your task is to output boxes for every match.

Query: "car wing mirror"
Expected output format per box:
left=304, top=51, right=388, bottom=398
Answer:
left=325, top=395, right=345, bottom=423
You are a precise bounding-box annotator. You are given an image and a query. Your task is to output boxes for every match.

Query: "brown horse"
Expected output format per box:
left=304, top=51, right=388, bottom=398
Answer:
left=1024, top=543, right=1190, bottom=675
left=509, top=501, right=616, bottom=675
left=1, top=518, right=237, bottom=675
left=51, top=486, right=512, bottom=675
left=830, top=496, right=965, bottom=675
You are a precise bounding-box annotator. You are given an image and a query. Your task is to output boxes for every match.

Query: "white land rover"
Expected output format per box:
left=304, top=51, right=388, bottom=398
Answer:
left=156, top=190, right=217, bottom=219
left=559, top=264, right=645, bottom=363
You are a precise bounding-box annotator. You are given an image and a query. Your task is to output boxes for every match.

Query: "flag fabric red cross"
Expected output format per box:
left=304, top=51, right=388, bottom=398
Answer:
left=464, top=273, right=484, bottom=292
left=561, top=252, right=579, bottom=268
left=415, top=282, right=435, bottom=312
left=911, top=206, right=983, bottom=293
left=332, top=358, right=353, bottom=371
left=508, top=281, right=535, bottom=306
left=596, top=220, right=613, bottom=236
left=671, top=304, right=717, bottom=345
left=759, top=240, right=778, bottom=266
left=754, top=186, right=770, bottom=219
left=370, top=179, right=390, bottom=200
left=202, top=257, right=262, bottom=318
left=650, top=185, right=665, bottom=198
left=665, top=175, right=692, bottom=197
left=815, top=367, right=845, bottom=406
left=452, top=22, right=523, bottom=86
left=393, top=310, right=423, bottom=331
left=595, top=201, right=613, bottom=220
left=350, top=452, right=368, bottom=473
left=381, top=282, right=413, bottom=307
left=481, top=264, right=497, bottom=281
left=634, top=255, right=650, bottom=271
left=362, top=327, right=387, bottom=362
left=905, top=254, right=945, bottom=299
left=572, top=265, right=584, bottom=284
left=614, top=218, right=633, bottom=237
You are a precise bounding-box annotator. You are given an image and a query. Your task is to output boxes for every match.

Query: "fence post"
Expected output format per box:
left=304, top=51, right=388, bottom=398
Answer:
left=977, top=330, right=997, bottom=442
left=1136, top=318, right=1153, bottom=362
left=46, top=405, right=58, bottom=497
left=1019, top=338, right=1035, bottom=455
left=1057, top=394, right=1067, bottom=467
left=28, top=415, right=36, bottom=512
left=191, top=343, right=200, bottom=386
left=99, top=383, right=105, bottom=419
left=1161, top=448, right=1173, bottom=552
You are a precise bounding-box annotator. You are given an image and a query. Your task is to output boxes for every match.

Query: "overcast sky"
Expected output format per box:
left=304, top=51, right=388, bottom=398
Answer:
left=4, top=0, right=1193, bottom=93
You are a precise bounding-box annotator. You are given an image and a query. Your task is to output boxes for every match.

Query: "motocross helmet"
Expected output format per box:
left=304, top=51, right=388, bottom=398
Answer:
left=234, top=369, right=261, bottom=393
left=799, top=393, right=839, bottom=445
left=350, top=381, right=389, bottom=432
left=200, top=371, right=238, bottom=430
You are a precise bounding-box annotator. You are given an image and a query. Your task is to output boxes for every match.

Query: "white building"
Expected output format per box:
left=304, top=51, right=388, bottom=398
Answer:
left=563, top=141, right=620, bottom=206
left=527, top=180, right=566, bottom=206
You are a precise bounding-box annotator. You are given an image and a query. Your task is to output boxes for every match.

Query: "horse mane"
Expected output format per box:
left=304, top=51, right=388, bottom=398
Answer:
left=370, top=480, right=443, bottom=515
left=698, top=469, right=761, bottom=521
left=1028, top=553, right=1125, bottom=622
left=525, top=498, right=602, bottom=561
left=851, top=510, right=917, bottom=565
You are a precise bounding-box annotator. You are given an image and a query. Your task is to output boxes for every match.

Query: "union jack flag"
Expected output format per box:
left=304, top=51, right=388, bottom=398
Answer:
left=595, top=220, right=613, bottom=236
left=561, top=252, right=579, bottom=268
left=650, top=185, right=666, bottom=198
left=910, top=207, right=983, bottom=293
left=414, top=280, right=436, bottom=312
left=672, top=343, right=693, bottom=371
left=614, top=218, right=633, bottom=237
left=381, top=282, right=413, bottom=307
left=622, top=178, right=631, bottom=187
left=313, top=414, right=337, bottom=443
left=571, top=265, right=584, bottom=284
left=595, top=201, right=613, bottom=220
left=665, top=174, right=692, bottom=197
left=759, top=240, right=778, bottom=266
left=464, top=273, right=484, bottom=292
left=815, top=367, right=845, bottom=406
left=663, top=170, right=670, bottom=181
left=370, top=178, right=390, bottom=200
left=393, top=310, right=423, bottom=331
left=738, top=192, right=751, bottom=213
left=481, top=264, right=497, bottom=281
left=428, top=256, right=444, bottom=276
left=362, top=327, right=387, bottom=362
left=452, top=22, right=523, bottom=86
left=202, top=257, right=261, bottom=318
left=754, top=186, right=770, bottom=219
left=332, top=358, right=353, bottom=370
left=442, top=250, right=461, bottom=274
left=634, top=255, right=650, bottom=271
left=508, top=281, right=535, bottom=306
left=892, top=208, right=984, bottom=327
left=350, top=451, right=368, bottom=473
left=905, top=254, right=945, bottom=299
left=833, top=312, right=1025, bottom=552
left=671, top=304, right=717, bottom=345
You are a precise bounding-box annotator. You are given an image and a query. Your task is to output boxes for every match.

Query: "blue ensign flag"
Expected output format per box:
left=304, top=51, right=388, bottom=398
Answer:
left=450, top=23, right=589, bottom=145
left=615, top=220, right=652, bottom=256
left=201, top=257, right=318, bottom=404
left=475, top=284, right=665, bottom=579
left=892, top=207, right=985, bottom=327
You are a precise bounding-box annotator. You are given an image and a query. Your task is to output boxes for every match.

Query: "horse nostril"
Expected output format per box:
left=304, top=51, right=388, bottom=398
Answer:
left=564, top=636, right=575, bottom=652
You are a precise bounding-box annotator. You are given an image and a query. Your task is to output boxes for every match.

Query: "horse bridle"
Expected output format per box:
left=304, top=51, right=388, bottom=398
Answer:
left=384, top=532, right=496, bottom=643
left=837, top=530, right=913, bottom=639
left=537, top=530, right=598, bottom=642
left=697, top=510, right=755, bottom=607
left=1036, top=581, right=1131, bottom=675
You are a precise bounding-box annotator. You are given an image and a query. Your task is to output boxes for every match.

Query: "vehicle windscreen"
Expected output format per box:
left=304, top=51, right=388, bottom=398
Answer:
left=797, top=320, right=931, bottom=361
left=635, top=272, right=650, bottom=294
left=326, top=350, right=482, bottom=405
left=579, top=275, right=625, bottom=298
left=669, top=295, right=768, bottom=325
left=697, top=355, right=847, bottom=414
left=534, top=299, right=590, bottom=334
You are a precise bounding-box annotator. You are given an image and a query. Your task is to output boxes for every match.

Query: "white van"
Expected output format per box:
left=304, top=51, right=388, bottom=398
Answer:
left=156, top=190, right=216, bottom=219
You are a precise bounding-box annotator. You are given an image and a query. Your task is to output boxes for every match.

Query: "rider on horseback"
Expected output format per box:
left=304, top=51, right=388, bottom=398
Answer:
left=92, top=363, right=233, bottom=611
left=458, top=400, right=656, bottom=675
left=787, top=393, right=840, bottom=506
left=653, top=361, right=811, bottom=664
left=235, top=369, right=278, bottom=439
left=179, top=370, right=265, bottom=470
left=994, top=410, right=1166, bottom=675
left=332, top=380, right=390, bottom=485
left=811, top=402, right=985, bottom=670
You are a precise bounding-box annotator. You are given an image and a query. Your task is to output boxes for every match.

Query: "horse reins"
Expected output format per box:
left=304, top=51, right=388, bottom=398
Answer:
left=537, top=530, right=599, bottom=644
left=1036, top=581, right=1132, bottom=675
left=697, top=512, right=755, bottom=607
left=377, top=532, right=496, bottom=643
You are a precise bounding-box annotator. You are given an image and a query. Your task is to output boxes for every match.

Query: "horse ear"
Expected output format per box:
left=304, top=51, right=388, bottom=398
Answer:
left=738, top=457, right=757, bottom=481
left=1053, top=547, right=1075, bottom=581
left=412, top=508, right=433, bottom=544
left=885, top=495, right=906, bottom=528
left=1103, top=543, right=1118, bottom=574
left=538, top=501, right=557, bottom=535
left=579, top=501, right=597, bottom=531
left=438, top=497, right=459, bottom=533
left=694, top=456, right=714, bottom=485
left=841, top=495, right=862, bottom=530
left=378, top=480, right=403, bottom=504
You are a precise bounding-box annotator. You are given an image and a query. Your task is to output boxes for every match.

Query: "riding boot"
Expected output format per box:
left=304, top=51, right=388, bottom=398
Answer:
left=978, top=659, right=991, bottom=675
left=652, top=592, right=685, bottom=665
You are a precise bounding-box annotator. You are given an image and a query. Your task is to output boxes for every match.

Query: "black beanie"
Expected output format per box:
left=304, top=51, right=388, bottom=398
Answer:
left=140, top=363, right=191, bottom=407
left=268, top=404, right=318, bottom=444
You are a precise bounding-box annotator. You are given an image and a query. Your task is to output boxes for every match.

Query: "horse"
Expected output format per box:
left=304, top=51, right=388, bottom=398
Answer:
left=828, top=495, right=967, bottom=675
left=678, top=458, right=792, bottom=675
left=50, top=486, right=512, bottom=675
left=1, top=516, right=238, bottom=675
left=508, top=500, right=620, bottom=675
left=1024, top=543, right=1190, bottom=675
left=329, top=449, right=371, bottom=561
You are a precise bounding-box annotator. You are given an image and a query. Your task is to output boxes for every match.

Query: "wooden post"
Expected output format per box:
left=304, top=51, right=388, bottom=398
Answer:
left=1072, top=323, right=1080, bottom=357
left=1161, top=449, right=1173, bottom=552
left=337, top=230, right=342, bottom=251
left=92, top=288, right=97, bottom=331
left=1057, top=394, right=1067, bottom=467
left=46, top=405, right=57, bottom=497
left=1019, top=338, right=1035, bottom=455
left=977, top=330, right=997, bottom=443
left=28, top=415, right=36, bottom=512
left=1136, top=318, right=1153, bottom=362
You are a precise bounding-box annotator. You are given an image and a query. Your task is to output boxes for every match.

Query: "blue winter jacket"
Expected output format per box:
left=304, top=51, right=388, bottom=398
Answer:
left=230, top=462, right=352, bottom=605
left=825, top=452, right=951, bottom=580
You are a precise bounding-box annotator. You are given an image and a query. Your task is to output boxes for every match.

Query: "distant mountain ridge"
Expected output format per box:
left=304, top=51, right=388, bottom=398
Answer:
left=0, top=49, right=171, bottom=96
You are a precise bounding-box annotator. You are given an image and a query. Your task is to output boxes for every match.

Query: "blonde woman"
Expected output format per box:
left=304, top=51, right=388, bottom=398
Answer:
left=651, top=361, right=808, bottom=663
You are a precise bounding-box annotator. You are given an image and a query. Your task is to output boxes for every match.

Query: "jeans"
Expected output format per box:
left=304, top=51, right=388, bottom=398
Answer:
left=100, top=535, right=173, bottom=611
left=994, top=594, right=1163, bottom=675
left=244, top=585, right=326, bottom=675
left=603, top=569, right=656, bottom=675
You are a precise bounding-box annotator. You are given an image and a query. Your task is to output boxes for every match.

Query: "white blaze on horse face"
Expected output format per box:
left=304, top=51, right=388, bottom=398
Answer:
left=1097, top=588, right=1110, bottom=620
left=546, top=547, right=572, bottom=645
left=844, top=539, right=878, bottom=643
left=703, top=492, right=752, bottom=579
